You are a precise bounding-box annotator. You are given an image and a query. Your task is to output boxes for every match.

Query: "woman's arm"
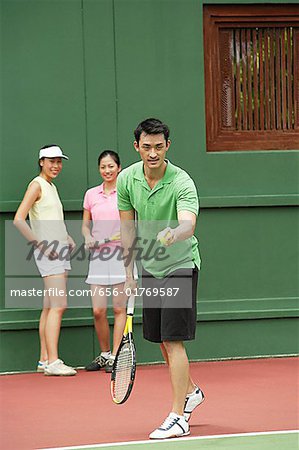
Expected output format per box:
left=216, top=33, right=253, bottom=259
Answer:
left=81, top=208, right=95, bottom=248
left=13, top=181, right=42, bottom=246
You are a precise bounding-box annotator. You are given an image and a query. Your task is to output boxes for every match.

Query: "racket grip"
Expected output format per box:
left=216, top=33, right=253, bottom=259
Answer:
left=127, top=295, right=135, bottom=315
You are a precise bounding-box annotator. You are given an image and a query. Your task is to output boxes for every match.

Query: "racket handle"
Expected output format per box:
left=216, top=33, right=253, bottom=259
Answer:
left=127, top=295, right=135, bottom=315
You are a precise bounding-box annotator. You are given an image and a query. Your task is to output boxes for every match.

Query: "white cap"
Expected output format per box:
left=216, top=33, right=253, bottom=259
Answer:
left=39, top=145, right=69, bottom=160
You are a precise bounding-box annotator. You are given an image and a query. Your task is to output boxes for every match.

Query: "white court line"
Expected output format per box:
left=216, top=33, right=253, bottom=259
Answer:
left=40, top=429, right=299, bottom=450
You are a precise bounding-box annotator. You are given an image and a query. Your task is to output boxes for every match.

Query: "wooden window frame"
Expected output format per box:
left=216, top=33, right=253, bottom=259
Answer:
left=203, top=4, right=299, bottom=151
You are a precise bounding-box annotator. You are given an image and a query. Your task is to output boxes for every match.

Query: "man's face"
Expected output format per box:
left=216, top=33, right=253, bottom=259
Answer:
left=134, top=132, right=170, bottom=170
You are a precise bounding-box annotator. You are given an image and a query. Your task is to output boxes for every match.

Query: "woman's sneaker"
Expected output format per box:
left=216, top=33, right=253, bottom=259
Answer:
left=44, top=359, right=77, bottom=376
left=37, top=360, right=48, bottom=372
left=85, top=354, right=109, bottom=371
left=184, top=386, right=205, bottom=421
left=149, top=413, right=190, bottom=439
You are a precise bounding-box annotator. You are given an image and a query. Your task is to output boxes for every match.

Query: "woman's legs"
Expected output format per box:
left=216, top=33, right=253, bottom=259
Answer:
left=39, top=307, right=49, bottom=361
left=89, top=283, right=126, bottom=368
left=42, top=273, right=67, bottom=363
left=91, top=285, right=110, bottom=352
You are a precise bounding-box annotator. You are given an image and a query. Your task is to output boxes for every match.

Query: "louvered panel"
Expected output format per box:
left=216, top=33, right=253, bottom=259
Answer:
left=286, top=28, right=293, bottom=130
left=264, top=29, right=271, bottom=130
left=253, top=29, right=259, bottom=130
left=269, top=29, right=276, bottom=130
left=247, top=29, right=253, bottom=130
left=281, top=28, right=287, bottom=130
left=294, top=29, right=299, bottom=130
left=219, top=29, right=235, bottom=129
left=219, top=25, right=297, bottom=132
left=204, top=4, right=299, bottom=151
left=275, top=29, right=282, bottom=130
left=241, top=29, right=248, bottom=130
left=235, top=29, right=242, bottom=130
left=259, top=29, right=265, bottom=130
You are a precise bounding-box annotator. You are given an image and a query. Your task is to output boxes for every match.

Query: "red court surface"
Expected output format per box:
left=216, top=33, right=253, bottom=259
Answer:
left=0, top=357, right=298, bottom=450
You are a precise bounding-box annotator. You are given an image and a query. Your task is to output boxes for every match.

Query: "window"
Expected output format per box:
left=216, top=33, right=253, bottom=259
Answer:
left=203, top=5, right=299, bottom=151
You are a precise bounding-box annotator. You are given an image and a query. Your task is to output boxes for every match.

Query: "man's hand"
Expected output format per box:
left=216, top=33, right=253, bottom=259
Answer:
left=124, top=276, right=137, bottom=295
left=157, top=227, right=176, bottom=247
left=157, top=213, right=197, bottom=246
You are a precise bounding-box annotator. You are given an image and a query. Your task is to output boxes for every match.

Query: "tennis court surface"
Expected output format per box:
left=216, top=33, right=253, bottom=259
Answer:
left=1, top=357, right=298, bottom=450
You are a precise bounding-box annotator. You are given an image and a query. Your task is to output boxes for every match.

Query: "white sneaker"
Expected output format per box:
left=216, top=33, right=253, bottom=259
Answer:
left=184, top=386, right=205, bottom=421
left=149, top=413, right=190, bottom=439
left=44, top=359, right=77, bottom=376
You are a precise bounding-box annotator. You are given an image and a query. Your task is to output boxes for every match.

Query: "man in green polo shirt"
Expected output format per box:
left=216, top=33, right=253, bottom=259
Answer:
left=117, top=118, right=205, bottom=439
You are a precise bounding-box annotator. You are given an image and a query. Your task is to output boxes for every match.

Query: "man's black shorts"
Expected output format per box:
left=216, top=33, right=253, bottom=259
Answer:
left=142, top=267, right=198, bottom=343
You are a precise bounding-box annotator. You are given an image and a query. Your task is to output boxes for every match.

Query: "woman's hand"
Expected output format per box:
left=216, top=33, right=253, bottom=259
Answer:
left=35, top=241, right=59, bottom=260
left=67, top=235, right=76, bottom=253
left=84, top=235, right=96, bottom=250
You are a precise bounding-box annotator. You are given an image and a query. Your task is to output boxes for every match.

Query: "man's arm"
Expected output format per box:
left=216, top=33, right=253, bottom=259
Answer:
left=175, top=210, right=196, bottom=240
left=157, top=171, right=198, bottom=246
left=157, top=210, right=196, bottom=246
left=119, top=209, right=137, bottom=291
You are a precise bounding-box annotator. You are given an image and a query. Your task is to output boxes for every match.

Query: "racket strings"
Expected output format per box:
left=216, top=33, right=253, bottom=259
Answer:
left=112, top=341, right=135, bottom=402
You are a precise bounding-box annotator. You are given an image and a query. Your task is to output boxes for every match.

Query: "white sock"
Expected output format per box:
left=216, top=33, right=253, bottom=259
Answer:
left=48, top=359, right=59, bottom=366
left=101, top=351, right=111, bottom=359
left=110, top=355, right=115, bottom=360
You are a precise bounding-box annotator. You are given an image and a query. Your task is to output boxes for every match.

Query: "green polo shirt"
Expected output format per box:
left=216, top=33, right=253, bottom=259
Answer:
left=117, top=160, right=201, bottom=278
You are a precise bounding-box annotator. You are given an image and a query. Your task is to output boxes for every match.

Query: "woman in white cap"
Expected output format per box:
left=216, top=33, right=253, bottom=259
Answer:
left=14, top=144, right=77, bottom=376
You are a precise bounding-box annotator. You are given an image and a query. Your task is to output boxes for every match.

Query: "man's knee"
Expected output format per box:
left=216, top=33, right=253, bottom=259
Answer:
left=163, top=340, right=184, bottom=355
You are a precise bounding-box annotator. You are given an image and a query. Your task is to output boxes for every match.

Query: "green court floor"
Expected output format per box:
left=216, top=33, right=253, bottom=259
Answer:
left=63, top=432, right=298, bottom=450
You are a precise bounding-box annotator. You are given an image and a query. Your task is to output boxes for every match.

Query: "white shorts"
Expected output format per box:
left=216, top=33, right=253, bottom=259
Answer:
left=34, top=246, right=71, bottom=278
left=85, top=247, right=137, bottom=286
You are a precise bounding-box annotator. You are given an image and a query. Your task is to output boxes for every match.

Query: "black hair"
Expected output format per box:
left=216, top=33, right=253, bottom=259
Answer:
left=40, top=144, right=58, bottom=150
left=98, top=150, right=121, bottom=167
left=134, top=118, right=170, bottom=145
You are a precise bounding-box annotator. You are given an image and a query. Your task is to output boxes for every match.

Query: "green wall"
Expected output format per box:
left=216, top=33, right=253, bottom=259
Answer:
left=0, top=0, right=298, bottom=372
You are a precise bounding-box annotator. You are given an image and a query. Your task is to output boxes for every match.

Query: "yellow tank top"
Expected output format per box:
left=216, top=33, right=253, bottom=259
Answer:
left=29, top=176, right=68, bottom=244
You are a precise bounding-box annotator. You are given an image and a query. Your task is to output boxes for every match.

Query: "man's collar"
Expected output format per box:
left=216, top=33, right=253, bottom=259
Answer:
left=133, top=160, right=176, bottom=184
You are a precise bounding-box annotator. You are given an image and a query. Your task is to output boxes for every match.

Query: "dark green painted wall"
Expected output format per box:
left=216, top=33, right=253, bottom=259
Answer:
left=0, top=0, right=298, bottom=371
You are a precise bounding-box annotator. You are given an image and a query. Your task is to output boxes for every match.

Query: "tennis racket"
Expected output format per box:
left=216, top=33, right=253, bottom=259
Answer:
left=85, top=231, right=120, bottom=250
left=111, top=294, right=136, bottom=404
